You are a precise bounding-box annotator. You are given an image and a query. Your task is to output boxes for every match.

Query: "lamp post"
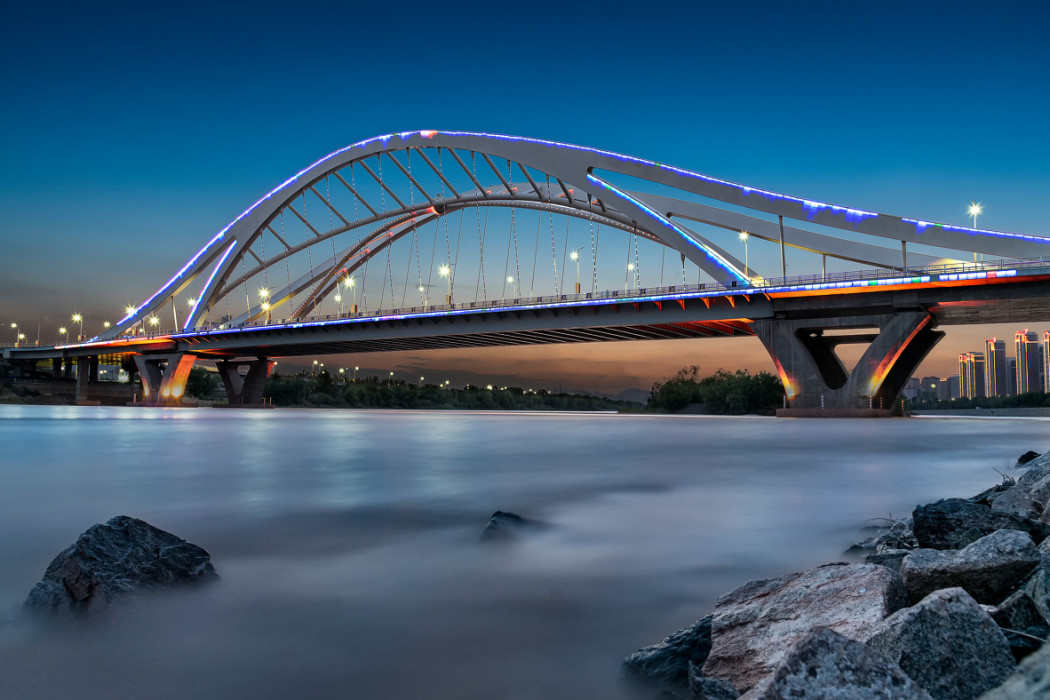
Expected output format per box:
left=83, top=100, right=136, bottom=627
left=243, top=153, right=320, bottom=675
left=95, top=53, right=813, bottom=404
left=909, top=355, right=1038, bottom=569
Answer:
left=439, top=264, right=452, bottom=304
left=16, top=332, right=25, bottom=347
left=312, top=360, right=318, bottom=376
left=626, top=263, right=635, bottom=293
left=258, top=288, right=270, bottom=320
left=354, top=366, right=359, bottom=381
left=334, top=293, right=343, bottom=316
left=739, top=231, right=750, bottom=280
left=968, top=201, right=982, bottom=263
left=344, top=276, right=357, bottom=314
left=72, top=313, right=83, bottom=342
left=418, top=285, right=428, bottom=307
left=148, top=316, right=159, bottom=334
left=570, top=248, right=582, bottom=294
left=35, top=317, right=46, bottom=346
left=59, top=326, right=68, bottom=344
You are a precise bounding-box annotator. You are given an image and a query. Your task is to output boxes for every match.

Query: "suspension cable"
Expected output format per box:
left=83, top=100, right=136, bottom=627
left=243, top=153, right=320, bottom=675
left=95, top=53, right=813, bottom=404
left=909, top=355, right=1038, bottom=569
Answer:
left=546, top=175, right=558, bottom=294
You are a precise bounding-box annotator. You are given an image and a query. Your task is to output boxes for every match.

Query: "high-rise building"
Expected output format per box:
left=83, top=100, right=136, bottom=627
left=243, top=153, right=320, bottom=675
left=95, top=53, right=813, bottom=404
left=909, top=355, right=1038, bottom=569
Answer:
left=948, top=374, right=960, bottom=399
left=1015, top=330, right=1042, bottom=394
left=920, top=376, right=941, bottom=401
left=959, top=352, right=986, bottom=399
left=1006, top=357, right=1018, bottom=396
left=985, top=338, right=1008, bottom=397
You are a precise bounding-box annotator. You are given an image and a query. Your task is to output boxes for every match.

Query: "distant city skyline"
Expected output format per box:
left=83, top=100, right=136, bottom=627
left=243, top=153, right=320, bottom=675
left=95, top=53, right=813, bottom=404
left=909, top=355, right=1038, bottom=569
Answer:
left=2, top=2, right=1048, bottom=394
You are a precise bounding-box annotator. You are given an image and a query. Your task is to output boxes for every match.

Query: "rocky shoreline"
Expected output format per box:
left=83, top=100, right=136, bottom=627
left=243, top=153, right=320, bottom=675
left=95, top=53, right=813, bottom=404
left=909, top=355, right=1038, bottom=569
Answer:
left=623, top=449, right=1050, bottom=699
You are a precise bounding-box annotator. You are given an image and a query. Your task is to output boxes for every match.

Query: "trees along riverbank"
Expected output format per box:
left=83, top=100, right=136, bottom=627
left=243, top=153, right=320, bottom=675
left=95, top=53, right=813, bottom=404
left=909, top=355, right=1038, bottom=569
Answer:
left=647, top=365, right=784, bottom=415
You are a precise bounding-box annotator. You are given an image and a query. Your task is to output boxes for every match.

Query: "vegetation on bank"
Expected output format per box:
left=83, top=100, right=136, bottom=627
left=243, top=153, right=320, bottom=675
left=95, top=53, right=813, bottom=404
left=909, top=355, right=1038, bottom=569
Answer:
left=180, top=368, right=641, bottom=411
left=908, top=392, right=1050, bottom=411
left=647, top=365, right=784, bottom=415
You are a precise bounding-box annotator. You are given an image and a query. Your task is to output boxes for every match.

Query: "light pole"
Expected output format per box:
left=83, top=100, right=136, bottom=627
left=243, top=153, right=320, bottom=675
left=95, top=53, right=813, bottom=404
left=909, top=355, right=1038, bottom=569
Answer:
left=148, top=316, right=159, bottom=334
left=59, top=326, right=68, bottom=344
left=354, top=366, right=359, bottom=381
left=334, top=293, right=343, bottom=316
left=626, top=263, right=635, bottom=293
left=16, top=332, right=25, bottom=347
left=418, top=285, right=428, bottom=307
left=313, top=360, right=319, bottom=376
left=419, top=376, right=425, bottom=385
left=739, top=231, right=749, bottom=280
left=36, top=317, right=46, bottom=346
left=344, top=276, right=357, bottom=314
left=258, top=288, right=270, bottom=320
left=72, top=313, right=83, bottom=342
left=570, top=248, right=582, bottom=294
left=439, top=264, right=452, bottom=304
left=968, top=201, right=983, bottom=264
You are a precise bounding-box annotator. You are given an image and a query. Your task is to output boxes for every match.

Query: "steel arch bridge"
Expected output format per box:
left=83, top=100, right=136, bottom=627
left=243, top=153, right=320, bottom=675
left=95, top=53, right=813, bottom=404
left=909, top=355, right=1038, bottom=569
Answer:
left=11, top=131, right=1050, bottom=413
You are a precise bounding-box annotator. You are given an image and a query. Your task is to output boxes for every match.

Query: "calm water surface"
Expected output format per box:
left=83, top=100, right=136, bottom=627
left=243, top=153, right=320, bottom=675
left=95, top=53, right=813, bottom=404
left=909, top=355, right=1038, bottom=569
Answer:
left=0, top=406, right=1046, bottom=698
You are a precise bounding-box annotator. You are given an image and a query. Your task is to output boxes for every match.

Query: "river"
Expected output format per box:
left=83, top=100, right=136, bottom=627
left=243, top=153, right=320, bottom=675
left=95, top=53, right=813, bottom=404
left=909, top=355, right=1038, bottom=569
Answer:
left=0, top=406, right=1045, bottom=698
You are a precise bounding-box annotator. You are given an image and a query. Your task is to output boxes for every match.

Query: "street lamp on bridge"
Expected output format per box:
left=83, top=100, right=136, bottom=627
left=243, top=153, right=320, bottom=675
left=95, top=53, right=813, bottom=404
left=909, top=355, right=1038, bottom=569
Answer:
left=58, top=326, right=67, bottom=344
left=570, top=248, right=583, bottom=294
left=334, top=293, right=342, bottom=316
left=439, top=264, right=452, bottom=304
left=343, top=276, right=357, bottom=314
left=739, top=231, right=750, bottom=279
left=72, top=313, right=83, bottom=342
left=968, top=201, right=983, bottom=263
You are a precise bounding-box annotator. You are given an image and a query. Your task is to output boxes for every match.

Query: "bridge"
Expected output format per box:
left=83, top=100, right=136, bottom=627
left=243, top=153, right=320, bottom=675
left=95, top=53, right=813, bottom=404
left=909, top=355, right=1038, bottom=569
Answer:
left=5, top=131, right=1050, bottom=413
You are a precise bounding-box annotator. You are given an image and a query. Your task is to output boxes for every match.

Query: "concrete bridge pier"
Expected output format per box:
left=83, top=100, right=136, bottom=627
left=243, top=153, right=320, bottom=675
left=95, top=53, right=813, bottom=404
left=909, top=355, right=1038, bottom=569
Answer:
left=753, top=310, right=944, bottom=416
left=133, top=353, right=197, bottom=406
left=216, top=358, right=274, bottom=406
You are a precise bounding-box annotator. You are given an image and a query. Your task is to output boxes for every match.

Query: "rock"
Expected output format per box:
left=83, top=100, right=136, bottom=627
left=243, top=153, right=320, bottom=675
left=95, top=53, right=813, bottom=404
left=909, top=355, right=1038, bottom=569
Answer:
left=991, top=467, right=1050, bottom=520
left=865, top=588, right=1014, bottom=700
left=480, top=511, right=543, bottom=540
left=1024, top=562, right=1050, bottom=625
left=622, top=616, right=712, bottom=689
left=756, top=628, right=932, bottom=699
left=991, top=588, right=1049, bottom=661
left=688, top=666, right=739, bottom=700
left=700, top=563, right=906, bottom=693
left=912, top=498, right=1050, bottom=549
left=866, top=549, right=909, bottom=573
left=970, top=480, right=1012, bottom=506
left=900, top=529, right=1041, bottom=604
left=979, top=636, right=1050, bottom=699
left=25, top=516, right=217, bottom=613
left=1018, top=450, right=1042, bottom=465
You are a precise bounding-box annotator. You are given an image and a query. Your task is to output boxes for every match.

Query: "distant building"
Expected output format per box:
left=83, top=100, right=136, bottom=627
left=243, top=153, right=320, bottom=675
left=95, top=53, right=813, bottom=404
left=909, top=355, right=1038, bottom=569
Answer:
left=919, top=376, right=941, bottom=401
left=935, top=377, right=951, bottom=401
left=959, top=352, right=986, bottom=399
left=903, top=377, right=921, bottom=400
left=1006, top=357, right=1018, bottom=396
left=1015, top=329, right=1042, bottom=394
left=948, top=374, right=960, bottom=399
left=985, top=338, right=1008, bottom=397
left=1044, top=331, right=1050, bottom=393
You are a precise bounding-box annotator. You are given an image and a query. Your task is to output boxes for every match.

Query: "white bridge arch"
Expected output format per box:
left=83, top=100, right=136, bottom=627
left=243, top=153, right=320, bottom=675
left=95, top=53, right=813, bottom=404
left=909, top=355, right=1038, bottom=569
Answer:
left=103, top=130, right=1050, bottom=341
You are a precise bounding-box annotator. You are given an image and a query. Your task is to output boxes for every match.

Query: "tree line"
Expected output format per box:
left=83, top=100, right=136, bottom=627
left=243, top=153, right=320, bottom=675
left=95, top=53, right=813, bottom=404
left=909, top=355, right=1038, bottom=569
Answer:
left=646, top=365, right=784, bottom=415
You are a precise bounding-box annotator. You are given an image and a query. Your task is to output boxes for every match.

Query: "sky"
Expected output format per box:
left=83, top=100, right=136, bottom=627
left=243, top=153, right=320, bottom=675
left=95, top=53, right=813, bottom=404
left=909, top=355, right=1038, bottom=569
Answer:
left=1, top=1, right=1048, bottom=394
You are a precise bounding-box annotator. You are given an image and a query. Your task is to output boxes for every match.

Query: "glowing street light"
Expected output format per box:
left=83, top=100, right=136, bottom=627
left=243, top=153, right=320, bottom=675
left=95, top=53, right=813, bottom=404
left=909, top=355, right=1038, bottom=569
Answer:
left=334, top=293, right=343, bottom=316
left=626, top=263, right=635, bottom=292
left=71, top=313, right=83, bottom=341
left=968, top=201, right=983, bottom=262
left=570, top=248, right=583, bottom=293
left=354, top=365, right=359, bottom=381
left=16, top=332, right=25, bottom=347
left=439, top=264, right=452, bottom=304
left=9, top=322, right=17, bottom=346
left=58, top=326, right=68, bottom=344
left=419, top=376, right=425, bottom=385
left=739, top=230, right=750, bottom=278
left=148, top=316, right=160, bottom=332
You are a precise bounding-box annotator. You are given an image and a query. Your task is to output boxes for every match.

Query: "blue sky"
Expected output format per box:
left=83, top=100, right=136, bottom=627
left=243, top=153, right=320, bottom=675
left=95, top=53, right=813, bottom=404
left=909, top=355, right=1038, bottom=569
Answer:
left=2, top=1, right=1048, bottom=390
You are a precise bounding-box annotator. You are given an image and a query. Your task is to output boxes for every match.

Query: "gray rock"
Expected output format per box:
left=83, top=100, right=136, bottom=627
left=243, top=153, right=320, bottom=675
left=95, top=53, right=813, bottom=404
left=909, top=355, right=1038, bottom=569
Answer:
left=480, top=510, right=544, bottom=540
left=688, top=666, right=739, bottom=700
left=991, top=588, right=1049, bottom=661
left=912, top=498, right=1050, bottom=549
left=1017, top=450, right=1042, bottom=465
left=756, top=628, right=932, bottom=699
left=1024, top=562, right=1050, bottom=626
left=979, top=636, right=1050, bottom=699
left=26, top=515, right=217, bottom=613
left=622, top=616, right=712, bottom=689
left=701, top=563, right=906, bottom=693
left=866, top=549, right=909, bottom=573
left=970, top=481, right=1012, bottom=506
left=991, top=467, right=1050, bottom=520
left=900, top=529, right=1041, bottom=604
left=865, top=588, right=1014, bottom=700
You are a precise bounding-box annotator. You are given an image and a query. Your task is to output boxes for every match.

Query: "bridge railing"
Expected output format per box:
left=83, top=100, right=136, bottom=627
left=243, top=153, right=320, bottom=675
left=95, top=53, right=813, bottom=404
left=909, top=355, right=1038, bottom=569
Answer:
left=110, top=256, right=1050, bottom=340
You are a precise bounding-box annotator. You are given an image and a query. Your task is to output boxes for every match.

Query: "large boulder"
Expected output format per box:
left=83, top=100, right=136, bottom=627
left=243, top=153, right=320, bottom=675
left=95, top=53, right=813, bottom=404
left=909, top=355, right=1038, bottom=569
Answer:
left=912, top=498, right=1050, bottom=549
left=688, top=667, right=739, bottom=700
left=622, top=615, right=712, bottom=689
left=900, top=529, right=1041, bottom=604
left=756, top=628, right=932, bottom=699
left=991, top=466, right=1050, bottom=520
left=979, top=636, right=1050, bottom=699
left=991, top=588, right=1049, bottom=661
left=700, top=563, right=906, bottom=693
left=26, top=516, right=217, bottom=613
left=865, top=588, right=1014, bottom=700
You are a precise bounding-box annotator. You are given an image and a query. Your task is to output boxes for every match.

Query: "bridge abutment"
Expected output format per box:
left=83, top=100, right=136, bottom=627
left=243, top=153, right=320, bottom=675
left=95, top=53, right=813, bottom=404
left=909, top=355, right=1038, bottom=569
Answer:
left=216, top=359, right=274, bottom=406
left=133, top=353, right=197, bottom=406
left=753, top=310, right=944, bottom=413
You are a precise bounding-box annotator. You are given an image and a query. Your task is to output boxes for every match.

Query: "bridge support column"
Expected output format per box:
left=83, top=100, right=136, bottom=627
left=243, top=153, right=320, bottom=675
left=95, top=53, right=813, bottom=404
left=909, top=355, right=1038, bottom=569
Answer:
left=752, top=310, right=944, bottom=414
left=132, top=353, right=197, bottom=406
left=216, top=359, right=274, bottom=406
